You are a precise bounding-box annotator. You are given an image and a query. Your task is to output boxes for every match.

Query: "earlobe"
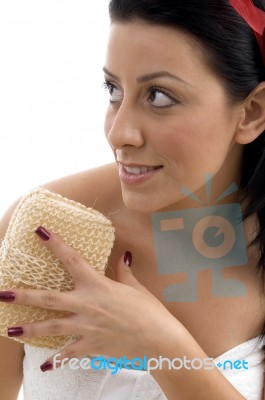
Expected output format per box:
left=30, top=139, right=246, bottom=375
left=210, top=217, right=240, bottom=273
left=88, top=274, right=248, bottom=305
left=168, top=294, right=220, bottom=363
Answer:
left=235, top=82, right=265, bottom=145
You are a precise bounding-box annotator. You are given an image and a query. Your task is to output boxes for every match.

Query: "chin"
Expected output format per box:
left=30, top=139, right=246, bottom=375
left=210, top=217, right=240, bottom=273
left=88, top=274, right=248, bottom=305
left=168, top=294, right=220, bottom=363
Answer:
left=121, top=189, right=180, bottom=215
left=122, top=192, right=155, bottom=214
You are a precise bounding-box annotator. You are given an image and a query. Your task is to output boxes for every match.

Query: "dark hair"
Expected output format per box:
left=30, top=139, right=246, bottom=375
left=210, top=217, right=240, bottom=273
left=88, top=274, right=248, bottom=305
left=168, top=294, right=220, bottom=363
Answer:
left=109, top=0, right=265, bottom=350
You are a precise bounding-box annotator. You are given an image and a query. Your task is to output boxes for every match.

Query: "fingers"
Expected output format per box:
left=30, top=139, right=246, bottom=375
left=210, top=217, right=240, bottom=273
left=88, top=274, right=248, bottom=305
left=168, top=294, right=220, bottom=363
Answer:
left=1, top=287, right=79, bottom=313
left=35, top=226, right=100, bottom=286
left=116, top=254, right=152, bottom=295
left=7, top=315, right=78, bottom=340
left=40, top=339, right=94, bottom=372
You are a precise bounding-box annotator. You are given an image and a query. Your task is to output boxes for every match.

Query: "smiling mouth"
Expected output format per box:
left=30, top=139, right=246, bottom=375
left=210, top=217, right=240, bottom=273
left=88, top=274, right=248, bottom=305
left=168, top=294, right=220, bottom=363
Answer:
left=123, top=165, right=162, bottom=175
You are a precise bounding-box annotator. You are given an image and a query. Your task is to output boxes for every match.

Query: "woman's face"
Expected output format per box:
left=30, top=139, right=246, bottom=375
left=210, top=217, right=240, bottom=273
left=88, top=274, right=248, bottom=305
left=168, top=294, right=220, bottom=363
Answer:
left=104, top=21, right=243, bottom=213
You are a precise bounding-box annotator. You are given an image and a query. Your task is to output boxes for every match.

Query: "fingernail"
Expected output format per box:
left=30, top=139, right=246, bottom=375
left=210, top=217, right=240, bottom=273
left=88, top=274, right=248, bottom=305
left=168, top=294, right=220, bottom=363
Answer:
left=7, top=327, right=24, bottom=337
left=124, top=251, right=132, bottom=267
left=35, top=226, right=50, bottom=241
left=40, top=361, right=53, bottom=372
left=0, top=291, right=15, bottom=302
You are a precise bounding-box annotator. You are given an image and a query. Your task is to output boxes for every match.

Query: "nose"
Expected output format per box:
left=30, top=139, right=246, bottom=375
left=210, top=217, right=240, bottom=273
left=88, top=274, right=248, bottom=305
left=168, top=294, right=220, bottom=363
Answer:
left=105, top=101, right=145, bottom=151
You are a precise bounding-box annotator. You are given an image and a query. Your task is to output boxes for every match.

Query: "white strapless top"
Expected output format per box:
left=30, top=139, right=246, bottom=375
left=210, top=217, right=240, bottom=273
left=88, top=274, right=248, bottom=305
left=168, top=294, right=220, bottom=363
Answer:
left=22, top=336, right=265, bottom=400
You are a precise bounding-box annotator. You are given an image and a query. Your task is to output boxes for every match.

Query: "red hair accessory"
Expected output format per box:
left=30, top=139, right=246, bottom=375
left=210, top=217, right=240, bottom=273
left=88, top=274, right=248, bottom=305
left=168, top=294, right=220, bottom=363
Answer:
left=230, top=0, right=265, bottom=64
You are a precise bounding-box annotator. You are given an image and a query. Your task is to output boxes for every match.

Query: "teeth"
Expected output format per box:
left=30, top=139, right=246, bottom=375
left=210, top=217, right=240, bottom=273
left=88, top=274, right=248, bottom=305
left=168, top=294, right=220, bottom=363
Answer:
left=124, top=166, right=156, bottom=175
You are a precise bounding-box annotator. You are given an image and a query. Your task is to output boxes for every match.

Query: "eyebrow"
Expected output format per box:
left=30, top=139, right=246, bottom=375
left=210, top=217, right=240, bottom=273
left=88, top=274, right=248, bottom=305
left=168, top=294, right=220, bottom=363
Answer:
left=103, top=67, right=191, bottom=86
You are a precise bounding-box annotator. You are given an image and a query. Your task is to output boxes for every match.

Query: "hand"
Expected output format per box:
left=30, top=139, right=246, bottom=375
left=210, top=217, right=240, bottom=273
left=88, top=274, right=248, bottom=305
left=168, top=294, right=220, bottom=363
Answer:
left=0, top=226, right=181, bottom=371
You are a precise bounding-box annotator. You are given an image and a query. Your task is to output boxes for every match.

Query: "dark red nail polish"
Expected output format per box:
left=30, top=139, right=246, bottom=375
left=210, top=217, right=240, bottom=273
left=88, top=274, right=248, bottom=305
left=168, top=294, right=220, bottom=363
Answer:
left=40, top=361, right=53, bottom=372
left=124, top=251, right=132, bottom=267
left=0, top=291, right=15, bottom=302
left=7, top=327, right=24, bottom=337
left=35, top=226, right=50, bottom=241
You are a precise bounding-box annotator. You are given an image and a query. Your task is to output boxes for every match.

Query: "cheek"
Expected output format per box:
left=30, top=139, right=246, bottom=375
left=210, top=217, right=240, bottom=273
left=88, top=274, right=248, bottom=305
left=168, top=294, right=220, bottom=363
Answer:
left=151, top=118, right=201, bottom=160
left=104, top=110, right=113, bottom=140
left=154, top=116, right=229, bottom=168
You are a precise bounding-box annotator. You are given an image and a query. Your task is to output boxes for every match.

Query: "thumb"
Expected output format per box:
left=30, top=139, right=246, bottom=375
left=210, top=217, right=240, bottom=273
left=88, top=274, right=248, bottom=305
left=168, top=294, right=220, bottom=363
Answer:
left=116, top=251, right=154, bottom=295
left=116, top=251, right=141, bottom=289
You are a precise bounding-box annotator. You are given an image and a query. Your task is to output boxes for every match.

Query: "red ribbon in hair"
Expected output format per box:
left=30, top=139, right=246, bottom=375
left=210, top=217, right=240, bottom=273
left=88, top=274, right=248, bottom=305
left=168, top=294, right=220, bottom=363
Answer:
left=230, top=0, right=265, bottom=64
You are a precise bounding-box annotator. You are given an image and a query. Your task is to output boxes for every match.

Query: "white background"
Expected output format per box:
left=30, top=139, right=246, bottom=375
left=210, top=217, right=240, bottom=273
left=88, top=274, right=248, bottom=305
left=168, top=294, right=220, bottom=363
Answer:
left=0, top=0, right=113, bottom=217
left=0, top=1, right=113, bottom=398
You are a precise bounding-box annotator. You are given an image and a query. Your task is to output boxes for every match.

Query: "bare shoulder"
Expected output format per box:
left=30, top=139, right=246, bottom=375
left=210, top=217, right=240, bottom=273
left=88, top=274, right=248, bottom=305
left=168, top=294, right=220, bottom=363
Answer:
left=42, top=162, right=122, bottom=214
left=1, top=163, right=121, bottom=233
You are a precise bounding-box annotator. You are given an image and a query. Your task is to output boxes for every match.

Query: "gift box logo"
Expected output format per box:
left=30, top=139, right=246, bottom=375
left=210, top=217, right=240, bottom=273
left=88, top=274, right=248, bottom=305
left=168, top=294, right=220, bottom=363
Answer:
left=151, top=176, right=248, bottom=302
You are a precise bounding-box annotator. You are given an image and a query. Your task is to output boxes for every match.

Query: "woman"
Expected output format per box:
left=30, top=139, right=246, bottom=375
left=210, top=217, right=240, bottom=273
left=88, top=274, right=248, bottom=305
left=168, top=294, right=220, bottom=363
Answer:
left=1, top=0, right=265, bottom=398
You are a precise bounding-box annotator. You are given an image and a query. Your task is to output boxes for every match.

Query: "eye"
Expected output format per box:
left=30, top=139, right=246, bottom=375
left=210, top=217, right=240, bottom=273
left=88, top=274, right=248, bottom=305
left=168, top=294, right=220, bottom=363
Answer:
left=147, top=86, right=177, bottom=108
left=103, top=80, right=123, bottom=103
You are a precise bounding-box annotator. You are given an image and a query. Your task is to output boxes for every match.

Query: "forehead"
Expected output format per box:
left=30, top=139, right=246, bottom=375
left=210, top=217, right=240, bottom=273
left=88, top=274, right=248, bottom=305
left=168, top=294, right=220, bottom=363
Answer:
left=105, top=21, right=212, bottom=81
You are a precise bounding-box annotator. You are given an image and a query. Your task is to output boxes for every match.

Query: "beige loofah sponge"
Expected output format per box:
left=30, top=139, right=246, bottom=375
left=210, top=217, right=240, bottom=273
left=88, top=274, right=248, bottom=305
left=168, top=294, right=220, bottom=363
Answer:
left=0, top=186, right=115, bottom=349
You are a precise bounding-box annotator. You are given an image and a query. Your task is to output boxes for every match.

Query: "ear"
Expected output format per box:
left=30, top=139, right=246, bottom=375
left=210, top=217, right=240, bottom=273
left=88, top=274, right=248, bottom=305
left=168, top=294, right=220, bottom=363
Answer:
left=235, top=82, right=265, bottom=145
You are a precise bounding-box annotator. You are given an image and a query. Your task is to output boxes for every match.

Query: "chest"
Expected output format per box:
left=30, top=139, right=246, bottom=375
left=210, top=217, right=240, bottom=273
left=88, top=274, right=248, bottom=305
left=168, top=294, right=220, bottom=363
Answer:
left=106, top=217, right=265, bottom=358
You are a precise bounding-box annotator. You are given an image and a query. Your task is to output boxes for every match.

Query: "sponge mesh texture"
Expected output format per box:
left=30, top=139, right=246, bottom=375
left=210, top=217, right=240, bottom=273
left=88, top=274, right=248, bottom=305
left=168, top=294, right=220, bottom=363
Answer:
left=0, top=187, right=115, bottom=348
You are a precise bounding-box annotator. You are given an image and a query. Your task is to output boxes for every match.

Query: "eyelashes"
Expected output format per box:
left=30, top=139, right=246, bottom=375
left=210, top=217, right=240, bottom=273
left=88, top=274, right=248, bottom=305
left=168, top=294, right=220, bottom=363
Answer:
left=102, top=80, right=114, bottom=93
left=102, top=79, right=180, bottom=108
left=147, top=85, right=179, bottom=106
left=103, top=80, right=121, bottom=103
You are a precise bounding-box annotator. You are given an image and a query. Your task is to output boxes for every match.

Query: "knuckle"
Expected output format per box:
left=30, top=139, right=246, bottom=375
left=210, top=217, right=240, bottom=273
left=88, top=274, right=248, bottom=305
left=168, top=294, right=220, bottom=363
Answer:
left=97, top=279, right=112, bottom=295
left=27, top=323, right=38, bottom=338
left=65, top=252, right=83, bottom=267
left=84, top=304, right=100, bottom=320
left=41, top=291, right=58, bottom=308
left=19, top=290, right=29, bottom=305
left=90, top=340, right=104, bottom=355
left=50, top=319, right=63, bottom=335
left=27, top=322, right=41, bottom=338
left=63, top=347, right=77, bottom=360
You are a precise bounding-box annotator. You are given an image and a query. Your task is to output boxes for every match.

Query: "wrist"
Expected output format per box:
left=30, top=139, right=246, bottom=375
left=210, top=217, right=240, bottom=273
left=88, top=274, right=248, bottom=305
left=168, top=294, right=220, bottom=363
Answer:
left=141, top=313, right=188, bottom=360
left=144, top=322, right=245, bottom=400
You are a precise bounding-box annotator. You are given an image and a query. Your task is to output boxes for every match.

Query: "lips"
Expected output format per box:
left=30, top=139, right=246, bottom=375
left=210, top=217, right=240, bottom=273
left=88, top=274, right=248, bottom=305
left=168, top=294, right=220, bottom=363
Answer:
left=123, top=165, right=161, bottom=175
left=118, top=162, right=163, bottom=185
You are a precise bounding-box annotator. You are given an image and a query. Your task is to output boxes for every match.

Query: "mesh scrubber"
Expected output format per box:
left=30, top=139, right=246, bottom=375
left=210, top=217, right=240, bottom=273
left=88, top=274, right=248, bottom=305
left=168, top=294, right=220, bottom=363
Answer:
left=0, top=186, right=115, bottom=348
